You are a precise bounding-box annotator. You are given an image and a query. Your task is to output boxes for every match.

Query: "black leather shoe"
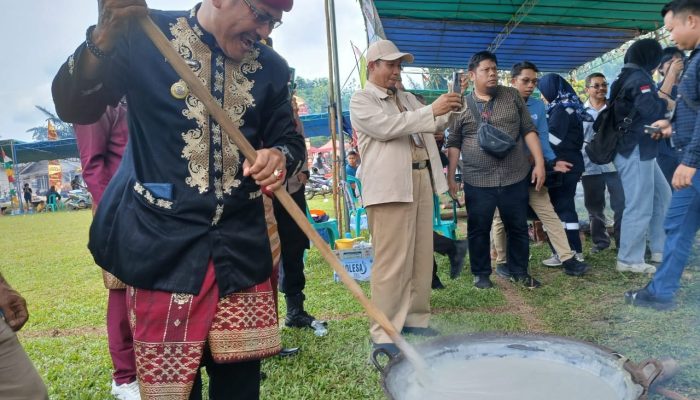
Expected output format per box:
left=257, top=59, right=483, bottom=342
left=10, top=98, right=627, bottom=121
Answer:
left=279, top=347, right=300, bottom=357
left=432, top=275, right=446, bottom=290
left=624, top=287, right=676, bottom=311
left=494, top=263, right=513, bottom=279
left=401, top=326, right=439, bottom=337
left=473, top=275, right=493, bottom=289
left=510, top=274, right=542, bottom=289
left=285, top=310, right=317, bottom=328
left=449, top=240, right=468, bottom=279
left=563, top=258, right=589, bottom=277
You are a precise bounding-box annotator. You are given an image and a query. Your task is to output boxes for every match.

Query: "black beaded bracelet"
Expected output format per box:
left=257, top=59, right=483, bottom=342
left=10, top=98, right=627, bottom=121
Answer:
left=85, top=25, right=111, bottom=60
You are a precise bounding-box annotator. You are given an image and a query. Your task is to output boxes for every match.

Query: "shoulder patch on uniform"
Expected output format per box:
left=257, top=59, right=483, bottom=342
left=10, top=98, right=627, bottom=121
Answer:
left=640, top=85, right=651, bottom=94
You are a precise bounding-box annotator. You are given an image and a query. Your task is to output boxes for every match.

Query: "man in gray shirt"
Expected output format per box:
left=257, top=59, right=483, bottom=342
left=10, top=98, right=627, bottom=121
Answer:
left=447, top=51, right=545, bottom=289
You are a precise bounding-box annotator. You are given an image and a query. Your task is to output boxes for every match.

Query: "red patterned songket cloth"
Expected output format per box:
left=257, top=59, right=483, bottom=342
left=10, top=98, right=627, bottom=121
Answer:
left=127, top=260, right=281, bottom=399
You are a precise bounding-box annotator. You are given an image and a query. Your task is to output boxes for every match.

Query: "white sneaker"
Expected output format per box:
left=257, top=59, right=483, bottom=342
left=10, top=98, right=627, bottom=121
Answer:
left=542, top=254, right=562, bottom=267
left=111, top=380, right=141, bottom=400
left=616, top=261, right=657, bottom=274
left=575, top=252, right=585, bottom=262
left=650, top=253, right=663, bottom=263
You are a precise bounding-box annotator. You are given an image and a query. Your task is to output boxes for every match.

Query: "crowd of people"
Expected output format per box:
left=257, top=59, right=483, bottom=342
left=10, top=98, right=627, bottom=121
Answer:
left=349, top=0, right=700, bottom=359
left=1, top=0, right=700, bottom=399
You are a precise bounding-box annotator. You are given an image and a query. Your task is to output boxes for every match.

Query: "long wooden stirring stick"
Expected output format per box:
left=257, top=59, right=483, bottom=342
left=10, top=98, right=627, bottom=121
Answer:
left=136, top=15, right=423, bottom=363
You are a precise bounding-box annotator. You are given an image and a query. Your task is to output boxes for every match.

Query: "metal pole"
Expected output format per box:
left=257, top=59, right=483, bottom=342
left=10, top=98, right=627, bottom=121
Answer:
left=10, top=140, right=20, bottom=212
left=327, top=0, right=351, bottom=235
left=324, top=0, right=343, bottom=234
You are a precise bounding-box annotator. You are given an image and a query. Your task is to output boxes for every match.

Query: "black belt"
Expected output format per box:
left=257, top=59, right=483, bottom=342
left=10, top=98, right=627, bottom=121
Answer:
left=412, top=160, right=428, bottom=170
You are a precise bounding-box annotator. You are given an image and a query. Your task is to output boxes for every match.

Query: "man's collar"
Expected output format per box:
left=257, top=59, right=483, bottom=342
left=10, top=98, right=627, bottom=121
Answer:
left=585, top=99, right=607, bottom=111
left=189, top=3, right=217, bottom=49
left=365, top=81, right=393, bottom=99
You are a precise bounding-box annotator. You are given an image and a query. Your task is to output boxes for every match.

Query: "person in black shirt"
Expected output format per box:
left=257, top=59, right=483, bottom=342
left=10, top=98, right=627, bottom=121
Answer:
left=537, top=74, right=590, bottom=259
left=610, top=39, right=672, bottom=273
left=21, top=183, right=32, bottom=212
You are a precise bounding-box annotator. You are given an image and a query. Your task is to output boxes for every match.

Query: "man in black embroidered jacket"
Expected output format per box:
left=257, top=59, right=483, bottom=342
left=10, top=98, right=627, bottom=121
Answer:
left=52, top=0, right=304, bottom=398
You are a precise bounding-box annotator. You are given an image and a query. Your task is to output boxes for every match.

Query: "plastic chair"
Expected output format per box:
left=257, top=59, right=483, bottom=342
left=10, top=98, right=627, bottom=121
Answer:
left=433, top=193, right=458, bottom=240
left=46, top=194, right=59, bottom=212
left=306, top=208, right=340, bottom=249
left=344, top=176, right=368, bottom=237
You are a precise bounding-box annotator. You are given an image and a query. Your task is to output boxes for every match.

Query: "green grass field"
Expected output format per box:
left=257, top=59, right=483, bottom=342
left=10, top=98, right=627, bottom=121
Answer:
left=0, top=206, right=698, bottom=399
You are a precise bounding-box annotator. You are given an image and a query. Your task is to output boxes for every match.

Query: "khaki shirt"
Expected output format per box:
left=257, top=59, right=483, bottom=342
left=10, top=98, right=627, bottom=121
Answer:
left=350, top=81, right=449, bottom=207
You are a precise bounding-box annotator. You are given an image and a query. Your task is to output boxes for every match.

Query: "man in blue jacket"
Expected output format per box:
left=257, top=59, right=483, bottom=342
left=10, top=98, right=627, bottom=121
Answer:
left=626, top=0, right=700, bottom=310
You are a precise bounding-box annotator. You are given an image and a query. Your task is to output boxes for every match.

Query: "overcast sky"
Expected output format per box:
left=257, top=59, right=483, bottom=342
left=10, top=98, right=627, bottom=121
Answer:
left=0, top=0, right=367, bottom=142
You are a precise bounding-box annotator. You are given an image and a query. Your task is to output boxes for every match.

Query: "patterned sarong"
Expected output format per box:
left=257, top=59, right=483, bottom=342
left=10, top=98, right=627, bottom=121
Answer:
left=127, top=260, right=281, bottom=399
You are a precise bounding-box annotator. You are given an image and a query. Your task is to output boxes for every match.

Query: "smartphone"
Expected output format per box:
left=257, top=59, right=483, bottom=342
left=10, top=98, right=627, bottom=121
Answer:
left=288, top=67, right=296, bottom=99
left=643, top=125, right=661, bottom=135
left=451, top=71, right=462, bottom=94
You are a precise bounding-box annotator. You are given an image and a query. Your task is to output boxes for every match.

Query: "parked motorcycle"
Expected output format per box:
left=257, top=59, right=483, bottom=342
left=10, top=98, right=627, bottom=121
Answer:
left=305, top=174, right=333, bottom=200
left=65, top=189, right=93, bottom=210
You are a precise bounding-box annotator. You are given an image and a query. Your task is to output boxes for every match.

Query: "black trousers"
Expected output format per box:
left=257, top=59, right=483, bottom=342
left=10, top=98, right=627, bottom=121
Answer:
left=548, top=171, right=583, bottom=253
left=273, top=187, right=311, bottom=296
left=190, top=354, right=261, bottom=400
left=464, top=178, right=530, bottom=277
left=433, top=231, right=457, bottom=275
left=581, top=172, right=625, bottom=248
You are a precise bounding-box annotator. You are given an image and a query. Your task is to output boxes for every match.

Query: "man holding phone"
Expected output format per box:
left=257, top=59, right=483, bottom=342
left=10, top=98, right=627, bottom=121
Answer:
left=350, top=39, right=461, bottom=354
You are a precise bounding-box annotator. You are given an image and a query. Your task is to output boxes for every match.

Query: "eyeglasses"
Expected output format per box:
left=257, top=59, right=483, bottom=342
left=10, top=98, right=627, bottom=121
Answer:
left=587, top=83, right=608, bottom=89
left=242, top=0, right=283, bottom=30
left=518, top=78, right=538, bottom=85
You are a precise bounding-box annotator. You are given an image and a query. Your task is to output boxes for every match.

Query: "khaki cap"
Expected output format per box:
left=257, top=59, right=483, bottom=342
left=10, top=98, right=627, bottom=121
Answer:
left=366, top=39, right=414, bottom=63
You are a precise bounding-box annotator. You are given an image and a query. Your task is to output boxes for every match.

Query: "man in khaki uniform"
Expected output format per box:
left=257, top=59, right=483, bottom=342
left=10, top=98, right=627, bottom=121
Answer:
left=349, top=40, right=462, bottom=354
left=0, top=273, right=48, bottom=399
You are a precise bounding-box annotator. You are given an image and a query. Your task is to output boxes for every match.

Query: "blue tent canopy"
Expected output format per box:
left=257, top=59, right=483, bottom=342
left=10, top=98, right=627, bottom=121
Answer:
left=368, top=0, right=668, bottom=73
left=383, top=19, right=640, bottom=71
left=300, top=111, right=353, bottom=138
left=15, top=138, right=79, bottom=163
left=0, top=138, right=79, bottom=164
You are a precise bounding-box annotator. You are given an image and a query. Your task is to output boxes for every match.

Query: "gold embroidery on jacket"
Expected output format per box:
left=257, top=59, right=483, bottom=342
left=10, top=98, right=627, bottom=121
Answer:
left=171, top=17, right=212, bottom=194
left=220, top=49, right=261, bottom=194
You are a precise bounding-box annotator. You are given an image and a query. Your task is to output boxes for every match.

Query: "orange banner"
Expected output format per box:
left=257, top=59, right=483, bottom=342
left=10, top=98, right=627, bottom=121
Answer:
left=47, top=121, right=58, bottom=141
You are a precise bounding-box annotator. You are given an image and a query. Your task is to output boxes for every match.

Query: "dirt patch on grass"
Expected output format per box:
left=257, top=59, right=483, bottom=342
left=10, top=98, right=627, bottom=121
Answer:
left=19, top=326, right=106, bottom=339
left=493, top=276, right=549, bottom=332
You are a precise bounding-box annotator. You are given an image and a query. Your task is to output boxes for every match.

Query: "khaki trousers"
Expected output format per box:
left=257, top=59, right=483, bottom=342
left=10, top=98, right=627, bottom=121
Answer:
left=0, top=319, right=48, bottom=400
left=493, top=186, right=575, bottom=264
left=366, top=169, right=433, bottom=344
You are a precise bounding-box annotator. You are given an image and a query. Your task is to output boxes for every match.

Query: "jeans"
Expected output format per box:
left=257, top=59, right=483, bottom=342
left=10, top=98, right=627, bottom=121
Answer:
left=647, top=173, right=700, bottom=300
left=581, top=172, right=625, bottom=249
left=464, top=178, right=530, bottom=277
left=614, top=147, right=671, bottom=264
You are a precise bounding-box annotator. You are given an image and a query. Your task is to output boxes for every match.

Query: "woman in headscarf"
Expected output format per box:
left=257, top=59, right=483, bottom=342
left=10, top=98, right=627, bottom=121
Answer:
left=609, top=38, right=672, bottom=273
left=538, top=73, right=590, bottom=261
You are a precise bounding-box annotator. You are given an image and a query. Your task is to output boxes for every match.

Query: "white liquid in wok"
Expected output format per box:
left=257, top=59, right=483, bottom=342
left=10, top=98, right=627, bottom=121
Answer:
left=401, top=357, right=620, bottom=400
